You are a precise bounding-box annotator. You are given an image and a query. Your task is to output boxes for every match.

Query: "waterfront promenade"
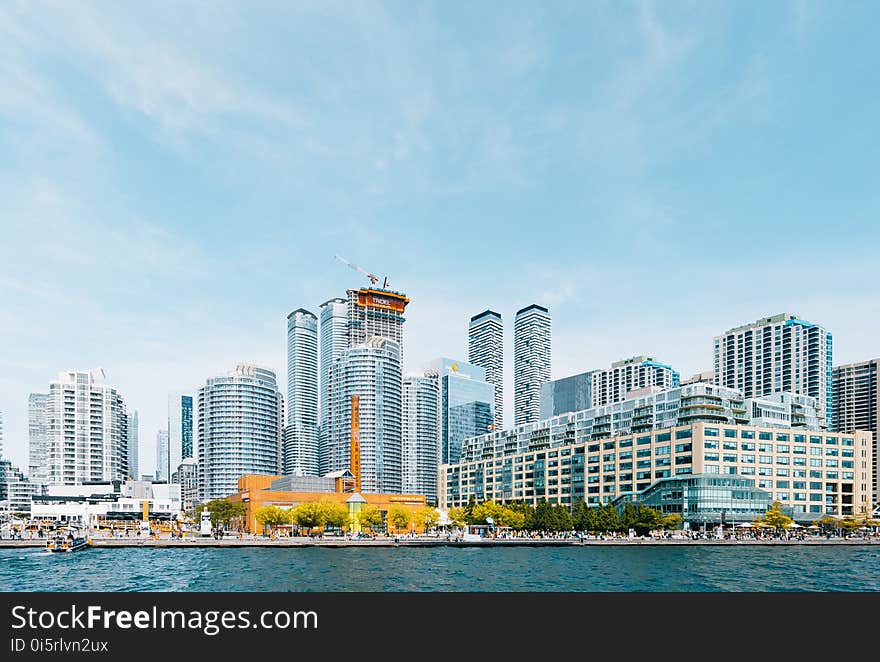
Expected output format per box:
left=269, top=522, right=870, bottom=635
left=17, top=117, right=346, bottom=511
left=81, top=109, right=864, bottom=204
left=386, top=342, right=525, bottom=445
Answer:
left=2, top=535, right=878, bottom=549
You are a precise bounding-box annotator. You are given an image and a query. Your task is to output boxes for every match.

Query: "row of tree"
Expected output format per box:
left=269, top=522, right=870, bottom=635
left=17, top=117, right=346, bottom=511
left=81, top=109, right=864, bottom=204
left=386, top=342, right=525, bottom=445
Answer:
left=446, top=498, right=682, bottom=535
left=192, top=497, right=879, bottom=537
left=193, top=499, right=441, bottom=535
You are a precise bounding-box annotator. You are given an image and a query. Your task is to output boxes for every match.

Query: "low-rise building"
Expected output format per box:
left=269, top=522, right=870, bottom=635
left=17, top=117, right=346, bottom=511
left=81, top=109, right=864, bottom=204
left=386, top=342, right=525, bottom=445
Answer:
left=30, top=480, right=182, bottom=525
left=612, top=474, right=773, bottom=526
left=440, top=422, right=873, bottom=520
left=228, top=473, right=427, bottom=534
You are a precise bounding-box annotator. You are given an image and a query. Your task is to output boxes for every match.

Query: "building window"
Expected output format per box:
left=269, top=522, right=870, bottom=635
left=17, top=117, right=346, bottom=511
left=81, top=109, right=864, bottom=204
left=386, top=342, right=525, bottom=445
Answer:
left=724, top=429, right=737, bottom=438
left=705, top=428, right=719, bottom=437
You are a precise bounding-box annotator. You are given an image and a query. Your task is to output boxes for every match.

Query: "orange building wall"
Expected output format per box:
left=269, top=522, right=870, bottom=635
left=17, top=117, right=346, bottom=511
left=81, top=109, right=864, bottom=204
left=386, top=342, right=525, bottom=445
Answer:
left=228, top=487, right=427, bottom=534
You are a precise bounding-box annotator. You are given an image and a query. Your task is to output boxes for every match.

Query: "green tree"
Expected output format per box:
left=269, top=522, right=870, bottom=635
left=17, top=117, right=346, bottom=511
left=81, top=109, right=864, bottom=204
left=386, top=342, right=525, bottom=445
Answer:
left=596, top=502, right=621, bottom=533
left=357, top=505, right=384, bottom=533
left=620, top=502, right=638, bottom=531
left=532, top=500, right=554, bottom=531
left=506, top=501, right=537, bottom=530
left=464, top=495, right=477, bottom=524
left=321, top=501, right=349, bottom=531
left=756, top=501, right=793, bottom=530
left=472, top=501, right=505, bottom=527
left=661, top=513, right=683, bottom=531
left=413, top=506, right=439, bottom=533
left=254, top=506, right=291, bottom=535
left=195, top=499, right=246, bottom=528
left=292, top=502, right=325, bottom=534
left=447, top=507, right=468, bottom=528
left=387, top=506, right=411, bottom=533
left=633, top=504, right=663, bottom=536
left=500, top=508, right=526, bottom=530
left=550, top=504, right=573, bottom=532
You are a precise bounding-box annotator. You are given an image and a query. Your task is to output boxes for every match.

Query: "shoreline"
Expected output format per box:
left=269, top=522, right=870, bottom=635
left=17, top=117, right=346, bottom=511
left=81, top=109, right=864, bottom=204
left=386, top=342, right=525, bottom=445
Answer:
left=2, top=537, right=878, bottom=549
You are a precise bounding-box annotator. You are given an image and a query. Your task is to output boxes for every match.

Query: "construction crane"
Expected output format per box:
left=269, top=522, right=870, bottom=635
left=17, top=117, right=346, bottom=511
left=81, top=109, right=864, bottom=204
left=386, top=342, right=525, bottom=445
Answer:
left=334, top=255, right=389, bottom=288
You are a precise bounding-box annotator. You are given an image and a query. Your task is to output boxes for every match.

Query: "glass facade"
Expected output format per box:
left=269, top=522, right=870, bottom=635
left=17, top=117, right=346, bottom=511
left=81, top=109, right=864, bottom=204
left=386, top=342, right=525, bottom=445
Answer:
left=613, top=474, right=772, bottom=525
left=431, top=358, right=494, bottom=465
left=540, top=372, right=593, bottom=420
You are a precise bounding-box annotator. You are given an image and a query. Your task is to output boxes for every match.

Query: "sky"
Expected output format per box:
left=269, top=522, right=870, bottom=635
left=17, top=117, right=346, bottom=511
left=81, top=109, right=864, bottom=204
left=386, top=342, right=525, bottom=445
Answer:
left=2, top=1, right=879, bottom=475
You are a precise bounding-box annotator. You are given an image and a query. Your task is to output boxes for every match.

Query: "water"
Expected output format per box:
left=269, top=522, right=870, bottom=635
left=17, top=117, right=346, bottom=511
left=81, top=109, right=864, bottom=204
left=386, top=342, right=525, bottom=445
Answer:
left=2, top=545, right=879, bottom=591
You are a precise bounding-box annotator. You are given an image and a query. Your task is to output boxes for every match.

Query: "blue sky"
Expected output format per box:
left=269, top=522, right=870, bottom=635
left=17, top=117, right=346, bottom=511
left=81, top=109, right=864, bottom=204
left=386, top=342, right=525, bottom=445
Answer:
left=2, top=1, right=879, bottom=474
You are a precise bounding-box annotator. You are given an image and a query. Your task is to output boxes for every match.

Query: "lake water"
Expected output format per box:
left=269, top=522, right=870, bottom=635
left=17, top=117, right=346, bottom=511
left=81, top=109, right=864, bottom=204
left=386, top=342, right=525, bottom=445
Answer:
left=2, top=545, right=879, bottom=591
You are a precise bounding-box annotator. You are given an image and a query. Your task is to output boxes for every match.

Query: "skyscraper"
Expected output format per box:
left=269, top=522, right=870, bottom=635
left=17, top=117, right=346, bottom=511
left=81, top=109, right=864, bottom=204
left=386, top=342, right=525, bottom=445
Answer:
left=319, top=297, right=348, bottom=475
left=127, top=410, right=139, bottom=480
left=155, top=430, right=169, bottom=482
left=429, top=358, right=495, bottom=466
left=590, top=356, right=680, bottom=407
left=514, top=304, right=551, bottom=426
left=44, top=369, right=129, bottom=485
left=402, top=374, right=440, bottom=504
left=284, top=309, right=319, bottom=476
left=28, top=393, right=48, bottom=484
left=714, top=314, right=833, bottom=428
left=833, top=359, right=879, bottom=505
left=197, top=363, right=283, bottom=501
left=468, top=310, right=504, bottom=429
left=326, top=338, right=402, bottom=493
left=540, top=372, right=593, bottom=420
left=346, top=287, right=409, bottom=350
left=168, top=395, right=193, bottom=475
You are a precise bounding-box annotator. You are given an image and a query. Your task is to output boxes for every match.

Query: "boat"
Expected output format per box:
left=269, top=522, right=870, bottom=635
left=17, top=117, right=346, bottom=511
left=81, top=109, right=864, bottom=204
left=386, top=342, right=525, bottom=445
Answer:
left=46, top=528, right=89, bottom=553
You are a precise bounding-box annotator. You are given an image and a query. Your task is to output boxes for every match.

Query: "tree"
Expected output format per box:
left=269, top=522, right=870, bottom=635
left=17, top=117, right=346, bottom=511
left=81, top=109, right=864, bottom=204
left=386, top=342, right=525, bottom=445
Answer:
left=254, top=506, right=291, bottom=535
left=447, top=507, right=467, bottom=528
left=756, top=501, right=793, bottom=530
left=195, top=499, right=246, bottom=528
left=291, top=502, right=325, bottom=534
left=661, top=513, right=683, bottom=531
left=632, top=504, right=663, bottom=536
left=549, top=504, right=573, bottom=532
left=387, top=506, right=411, bottom=533
left=500, top=508, right=526, bottom=530
left=596, top=502, right=621, bottom=533
left=413, top=506, right=439, bottom=533
left=357, top=505, right=384, bottom=534
left=321, top=501, right=349, bottom=532
left=472, top=501, right=505, bottom=527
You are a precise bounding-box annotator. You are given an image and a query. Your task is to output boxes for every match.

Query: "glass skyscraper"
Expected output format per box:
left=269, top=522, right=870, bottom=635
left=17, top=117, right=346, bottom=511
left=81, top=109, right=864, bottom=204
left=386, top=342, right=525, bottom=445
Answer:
left=167, top=393, right=193, bottom=482
left=429, top=358, right=494, bottom=466
left=540, top=372, right=593, bottom=419
left=197, top=364, right=283, bottom=501
left=155, top=429, right=169, bottom=482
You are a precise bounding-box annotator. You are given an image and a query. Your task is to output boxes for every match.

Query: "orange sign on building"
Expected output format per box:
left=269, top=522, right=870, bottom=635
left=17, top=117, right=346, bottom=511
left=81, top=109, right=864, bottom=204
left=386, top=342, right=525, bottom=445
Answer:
left=356, top=289, right=409, bottom=313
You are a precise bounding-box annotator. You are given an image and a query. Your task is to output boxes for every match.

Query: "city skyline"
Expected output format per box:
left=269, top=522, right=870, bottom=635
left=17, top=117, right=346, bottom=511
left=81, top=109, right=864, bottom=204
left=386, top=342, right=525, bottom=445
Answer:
left=3, top=2, right=880, bottom=473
